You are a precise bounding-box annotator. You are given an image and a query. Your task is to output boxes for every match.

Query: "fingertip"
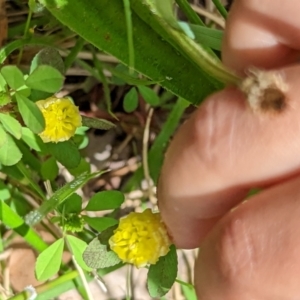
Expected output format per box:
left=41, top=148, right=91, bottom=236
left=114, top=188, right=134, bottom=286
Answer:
left=222, top=0, right=300, bottom=73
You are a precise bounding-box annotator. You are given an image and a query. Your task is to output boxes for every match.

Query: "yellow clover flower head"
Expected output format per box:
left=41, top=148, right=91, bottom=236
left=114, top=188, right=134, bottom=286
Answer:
left=36, top=97, right=82, bottom=143
left=109, top=209, right=171, bottom=268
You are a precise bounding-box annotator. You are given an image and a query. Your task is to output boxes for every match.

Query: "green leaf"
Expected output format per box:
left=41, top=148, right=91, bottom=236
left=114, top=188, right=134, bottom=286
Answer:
left=60, top=193, right=82, bottom=214
left=83, top=216, right=118, bottom=232
left=147, top=245, right=178, bottom=298
left=39, top=0, right=219, bottom=105
left=98, top=225, right=118, bottom=246
left=123, top=87, right=138, bottom=113
left=47, top=140, right=81, bottom=169
left=154, top=0, right=195, bottom=38
left=35, top=238, right=64, bottom=281
left=67, top=157, right=91, bottom=177
left=0, top=113, right=22, bottom=139
left=185, top=23, right=223, bottom=51
left=178, top=21, right=196, bottom=40
left=0, top=92, right=11, bottom=106
left=109, top=64, right=156, bottom=86
left=0, top=73, right=7, bottom=91
left=0, top=200, right=47, bottom=252
left=30, top=89, right=53, bottom=102
left=85, top=190, right=124, bottom=211
left=81, top=116, right=115, bottom=130
left=28, top=0, right=37, bottom=11
left=25, top=170, right=106, bottom=226
left=149, top=98, right=189, bottom=182
left=0, top=180, right=10, bottom=200
left=1, top=65, right=25, bottom=89
left=181, top=284, right=197, bottom=300
left=16, top=140, right=41, bottom=173
left=30, top=47, right=65, bottom=75
left=75, top=134, right=89, bottom=150
left=66, top=235, right=92, bottom=271
left=25, top=65, right=64, bottom=93
left=0, top=134, right=22, bottom=166
left=16, top=85, right=31, bottom=97
left=83, top=237, right=121, bottom=269
left=137, top=86, right=160, bottom=106
left=21, top=127, right=46, bottom=152
left=40, top=156, right=58, bottom=181
left=15, top=93, right=45, bottom=134
left=0, top=125, right=8, bottom=148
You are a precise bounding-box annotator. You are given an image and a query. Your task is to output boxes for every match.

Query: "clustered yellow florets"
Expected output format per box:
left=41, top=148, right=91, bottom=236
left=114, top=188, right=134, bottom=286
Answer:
left=36, top=97, right=82, bottom=143
left=109, top=209, right=171, bottom=268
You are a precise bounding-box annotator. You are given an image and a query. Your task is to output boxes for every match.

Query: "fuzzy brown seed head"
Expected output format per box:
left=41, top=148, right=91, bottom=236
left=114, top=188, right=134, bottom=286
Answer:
left=259, top=87, right=286, bottom=113
left=240, top=68, right=288, bottom=114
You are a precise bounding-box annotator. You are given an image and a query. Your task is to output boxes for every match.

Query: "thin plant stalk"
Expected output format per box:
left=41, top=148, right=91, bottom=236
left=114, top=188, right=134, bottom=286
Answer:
left=91, top=47, right=116, bottom=119
left=175, top=0, right=205, bottom=26
left=64, top=36, right=85, bottom=70
left=212, top=0, right=228, bottom=19
left=175, top=0, right=219, bottom=58
left=8, top=270, right=79, bottom=300
left=123, top=0, right=135, bottom=75
left=17, top=6, right=33, bottom=65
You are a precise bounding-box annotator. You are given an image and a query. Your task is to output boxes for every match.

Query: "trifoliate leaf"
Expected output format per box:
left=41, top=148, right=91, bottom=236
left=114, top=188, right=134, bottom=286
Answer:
left=25, top=65, right=64, bottom=93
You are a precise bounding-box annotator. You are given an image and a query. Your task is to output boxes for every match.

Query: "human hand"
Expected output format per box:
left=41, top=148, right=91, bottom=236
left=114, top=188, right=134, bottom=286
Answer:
left=158, top=0, right=300, bottom=299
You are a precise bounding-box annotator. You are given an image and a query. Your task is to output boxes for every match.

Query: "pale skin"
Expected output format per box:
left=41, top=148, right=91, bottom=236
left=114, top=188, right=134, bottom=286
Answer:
left=158, top=0, right=300, bottom=299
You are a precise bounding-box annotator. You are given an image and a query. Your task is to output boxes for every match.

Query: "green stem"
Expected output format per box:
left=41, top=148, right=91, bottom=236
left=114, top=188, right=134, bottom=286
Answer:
left=175, top=0, right=219, bottom=59
left=0, top=201, right=48, bottom=252
left=65, top=236, right=94, bottom=300
left=17, top=8, right=33, bottom=65
left=212, top=0, right=228, bottom=19
left=175, top=0, right=205, bottom=26
left=0, top=38, right=60, bottom=64
left=8, top=270, right=79, bottom=300
left=123, top=0, right=135, bottom=75
left=16, top=161, right=46, bottom=201
left=25, top=171, right=105, bottom=226
left=90, top=47, right=116, bottom=118
left=132, top=0, right=240, bottom=85
left=72, top=255, right=94, bottom=300
left=64, top=36, right=85, bottom=70
left=175, top=278, right=195, bottom=289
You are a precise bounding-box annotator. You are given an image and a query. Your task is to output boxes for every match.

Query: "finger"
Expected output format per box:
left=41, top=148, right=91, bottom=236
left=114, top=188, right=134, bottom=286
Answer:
left=222, top=0, right=300, bottom=73
left=158, top=64, right=300, bottom=249
left=195, top=174, right=300, bottom=300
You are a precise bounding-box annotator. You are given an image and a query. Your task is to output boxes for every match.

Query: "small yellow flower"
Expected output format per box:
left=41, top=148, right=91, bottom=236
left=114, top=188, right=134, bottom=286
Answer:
left=109, top=209, right=171, bottom=268
left=36, top=97, right=82, bottom=143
